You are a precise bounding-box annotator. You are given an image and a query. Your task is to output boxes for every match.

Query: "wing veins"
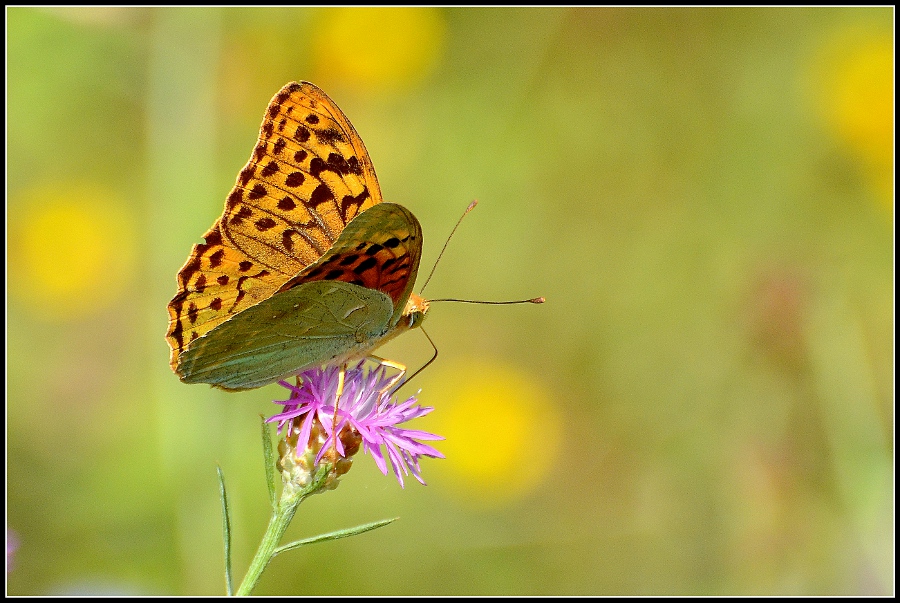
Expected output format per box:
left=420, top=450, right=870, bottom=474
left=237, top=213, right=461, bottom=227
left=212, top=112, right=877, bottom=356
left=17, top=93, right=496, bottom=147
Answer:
left=230, top=184, right=334, bottom=254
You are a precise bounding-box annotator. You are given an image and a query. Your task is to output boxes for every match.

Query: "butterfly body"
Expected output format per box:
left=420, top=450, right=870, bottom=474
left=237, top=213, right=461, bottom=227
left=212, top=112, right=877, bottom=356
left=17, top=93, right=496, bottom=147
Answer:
left=166, top=83, right=426, bottom=390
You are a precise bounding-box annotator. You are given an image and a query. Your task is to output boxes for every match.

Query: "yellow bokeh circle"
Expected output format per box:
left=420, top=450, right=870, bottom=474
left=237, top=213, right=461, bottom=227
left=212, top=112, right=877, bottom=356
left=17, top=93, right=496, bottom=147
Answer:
left=819, top=34, right=893, bottom=165
left=419, top=360, right=563, bottom=508
left=311, top=7, right=446, bottom=92
left=9, top=183, right=137, bottom=320
left=811, top=27, right=894, bottom=212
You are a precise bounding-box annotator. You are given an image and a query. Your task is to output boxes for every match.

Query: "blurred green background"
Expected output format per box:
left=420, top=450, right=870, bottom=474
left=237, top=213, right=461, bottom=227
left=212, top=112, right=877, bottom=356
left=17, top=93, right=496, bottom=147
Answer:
left=6, top=7, right=893, bottom=595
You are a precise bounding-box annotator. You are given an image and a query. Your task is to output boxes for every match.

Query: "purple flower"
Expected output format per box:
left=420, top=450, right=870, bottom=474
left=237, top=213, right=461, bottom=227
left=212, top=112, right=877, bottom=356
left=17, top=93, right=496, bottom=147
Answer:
left=268, top=362, right=444, bottom=488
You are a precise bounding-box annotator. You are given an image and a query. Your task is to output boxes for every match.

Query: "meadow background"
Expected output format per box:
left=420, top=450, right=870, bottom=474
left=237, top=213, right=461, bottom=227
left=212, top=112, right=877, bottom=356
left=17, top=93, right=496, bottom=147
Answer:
left=6, top=7, right=893, bottom=595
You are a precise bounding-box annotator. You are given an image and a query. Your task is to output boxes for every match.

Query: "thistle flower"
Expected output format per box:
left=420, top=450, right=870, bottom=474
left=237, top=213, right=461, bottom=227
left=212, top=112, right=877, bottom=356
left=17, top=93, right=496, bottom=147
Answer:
left=268, top=362, right=444, bottom=489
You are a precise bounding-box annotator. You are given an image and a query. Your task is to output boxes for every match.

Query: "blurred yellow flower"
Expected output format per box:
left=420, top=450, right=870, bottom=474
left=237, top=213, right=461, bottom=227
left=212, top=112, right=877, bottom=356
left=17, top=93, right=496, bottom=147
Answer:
left=421, top=360, right=562, bottom=508
left=311, top=7, right=445, bottom=92
left=9, top=183, right=138, bottom=320
left=38, top=7, right=144, bottom=27
left=812, top=27, right=893, bottom=212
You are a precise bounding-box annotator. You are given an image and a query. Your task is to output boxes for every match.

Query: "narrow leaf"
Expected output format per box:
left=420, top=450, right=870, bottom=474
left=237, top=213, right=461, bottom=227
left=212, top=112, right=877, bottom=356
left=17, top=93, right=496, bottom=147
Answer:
left=273, top=518, right=398, bottom=556
left=216, top=465, right=234, bottom=596
left=260, top=415, right=276, bottom=509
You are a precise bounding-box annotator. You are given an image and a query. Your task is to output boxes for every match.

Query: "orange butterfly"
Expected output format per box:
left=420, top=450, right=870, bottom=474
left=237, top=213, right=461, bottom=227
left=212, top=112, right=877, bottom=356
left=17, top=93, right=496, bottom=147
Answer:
left=166, top=82, right=427, bottom=390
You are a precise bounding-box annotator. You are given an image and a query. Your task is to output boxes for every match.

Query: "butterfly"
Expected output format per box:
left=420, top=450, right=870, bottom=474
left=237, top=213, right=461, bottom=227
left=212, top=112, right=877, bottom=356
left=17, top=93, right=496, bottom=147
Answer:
left=166, top=82, right=428, bottom=391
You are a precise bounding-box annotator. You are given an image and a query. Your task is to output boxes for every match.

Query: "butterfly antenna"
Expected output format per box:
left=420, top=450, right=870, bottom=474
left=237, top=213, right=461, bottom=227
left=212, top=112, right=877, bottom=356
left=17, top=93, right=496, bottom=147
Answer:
left=399, top=297, right=543, bottom=392
left=419, top=200, right=479, bottom=295
left=429, top=297, right=545, bottom=305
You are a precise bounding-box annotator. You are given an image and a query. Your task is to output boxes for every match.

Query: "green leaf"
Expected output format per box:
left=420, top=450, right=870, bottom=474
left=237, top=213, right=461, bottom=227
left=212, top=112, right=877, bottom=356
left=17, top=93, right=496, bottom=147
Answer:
left=260, top=415, right=277, bottom=510
left=273, top=517, right=398, bottom=556
left=216, top=465, right=233, bottom=596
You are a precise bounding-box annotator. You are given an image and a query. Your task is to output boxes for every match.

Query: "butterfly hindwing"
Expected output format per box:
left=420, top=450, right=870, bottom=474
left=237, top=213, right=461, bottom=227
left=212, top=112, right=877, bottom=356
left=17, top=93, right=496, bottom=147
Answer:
left=177, top=281, right=394, bottom=390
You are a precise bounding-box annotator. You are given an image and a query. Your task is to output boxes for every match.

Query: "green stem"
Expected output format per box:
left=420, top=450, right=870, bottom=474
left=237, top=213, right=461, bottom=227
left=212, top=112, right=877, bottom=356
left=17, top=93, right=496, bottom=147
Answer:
left=234, top=465, right=330, bottom=596
left=234, top=501, right=299, bottom=596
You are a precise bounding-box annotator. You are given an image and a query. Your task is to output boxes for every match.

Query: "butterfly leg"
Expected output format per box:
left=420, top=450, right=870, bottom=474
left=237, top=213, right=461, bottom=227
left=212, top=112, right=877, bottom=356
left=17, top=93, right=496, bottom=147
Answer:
left=368, top=356, right=407, bottom=394
left=329, top=363, right=347, bottom=461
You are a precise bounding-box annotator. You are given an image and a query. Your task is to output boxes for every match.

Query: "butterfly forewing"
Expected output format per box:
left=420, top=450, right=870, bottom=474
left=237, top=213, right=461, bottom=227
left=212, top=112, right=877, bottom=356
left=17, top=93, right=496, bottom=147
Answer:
left=166, top=82, right=384, bottom=372
left=221, top=82, right=383, bottom=273
left=279, top=203, right=423, bottom=326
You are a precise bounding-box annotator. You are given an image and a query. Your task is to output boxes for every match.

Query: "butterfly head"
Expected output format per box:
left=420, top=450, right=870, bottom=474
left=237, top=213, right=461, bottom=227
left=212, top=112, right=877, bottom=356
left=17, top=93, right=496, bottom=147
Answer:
left=403, top=292, right=430, bottom=330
